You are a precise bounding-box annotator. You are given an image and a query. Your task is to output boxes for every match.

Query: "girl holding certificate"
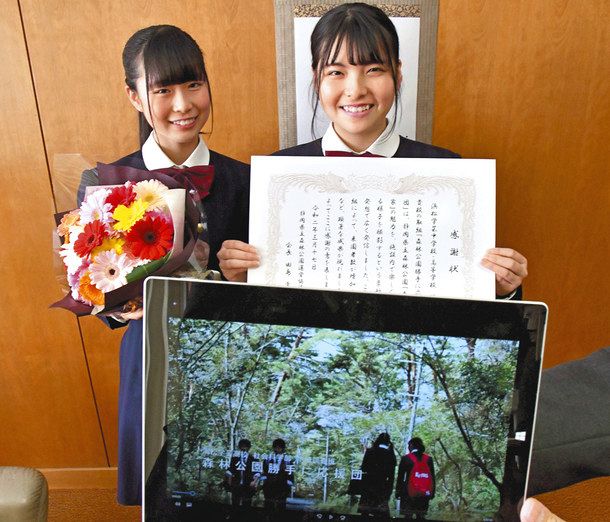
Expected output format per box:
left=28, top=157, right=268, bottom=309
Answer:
left=218, top=2, right=527, bottom=298
left=78, top=25, right=249, bottom=504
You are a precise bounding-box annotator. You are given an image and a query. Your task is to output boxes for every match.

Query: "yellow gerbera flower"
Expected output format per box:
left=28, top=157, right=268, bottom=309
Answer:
left=134, top=179, right=169, bottom=211
left=112, top=199, right=148, bottom=232
left=91, top=236, right=126, bottom=259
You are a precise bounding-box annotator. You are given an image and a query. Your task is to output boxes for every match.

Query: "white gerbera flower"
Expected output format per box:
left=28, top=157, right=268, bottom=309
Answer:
left=89, top=250, right=133, bottom=292
left=133, top=179, right=169, bottom=211
left=60, top=228, right=85, bottom=275
left=80, top=188, right=112, bottom=224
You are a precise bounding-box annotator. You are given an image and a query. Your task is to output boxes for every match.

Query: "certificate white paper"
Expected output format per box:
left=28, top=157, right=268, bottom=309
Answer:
left=249, top=157, right=496, bottom=299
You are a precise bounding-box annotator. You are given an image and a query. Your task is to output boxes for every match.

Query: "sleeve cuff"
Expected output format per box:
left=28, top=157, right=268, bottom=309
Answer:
left=497, top=289, right=518, bottom=300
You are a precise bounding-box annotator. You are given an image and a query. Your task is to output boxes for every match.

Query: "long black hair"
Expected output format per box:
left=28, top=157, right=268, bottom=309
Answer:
left=310, top=3, right=401, bottom=138
left=122, top=25, right=212, bottom=146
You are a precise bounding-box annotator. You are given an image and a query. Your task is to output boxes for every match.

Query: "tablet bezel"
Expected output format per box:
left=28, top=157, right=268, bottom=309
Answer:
left=143, top=277, right=547, bottom=522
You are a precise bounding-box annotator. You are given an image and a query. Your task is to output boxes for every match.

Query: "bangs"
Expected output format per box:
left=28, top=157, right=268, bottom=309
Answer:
left=143, top=29, right=207, bottom=88
left=330, top=26, right=391, bottom=66
left=319, top=16, right=395, bottom=69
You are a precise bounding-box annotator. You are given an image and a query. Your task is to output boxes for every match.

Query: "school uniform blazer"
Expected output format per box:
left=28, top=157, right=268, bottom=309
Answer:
left=273, top=137, right=523, bottom=300
left=228, top=453, right=259, bottom=489
left=78, top=149, right=250, bottom=273
left=272, top=136, right=460, bottom=159
left=261, top=455, right=293, bottom=499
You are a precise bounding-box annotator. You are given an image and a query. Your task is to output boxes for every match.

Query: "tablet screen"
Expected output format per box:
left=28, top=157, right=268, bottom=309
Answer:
left=144, top=279, right=545, bottom=522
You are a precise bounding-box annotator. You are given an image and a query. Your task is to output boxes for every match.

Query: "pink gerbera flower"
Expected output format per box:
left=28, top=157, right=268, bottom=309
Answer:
left=68, top=265, right=88, bottom=300
left=80, top=188, right=112, bottom=224
left=89, top=250, right=134, bottom=293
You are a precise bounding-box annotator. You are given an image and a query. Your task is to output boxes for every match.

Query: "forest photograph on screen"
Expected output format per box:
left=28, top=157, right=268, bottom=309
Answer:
left=165, top=318, right=518, bottom=520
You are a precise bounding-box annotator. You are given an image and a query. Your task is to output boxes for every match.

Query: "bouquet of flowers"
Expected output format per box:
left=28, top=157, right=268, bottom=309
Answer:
left=52, top=163, right=202, bottom=316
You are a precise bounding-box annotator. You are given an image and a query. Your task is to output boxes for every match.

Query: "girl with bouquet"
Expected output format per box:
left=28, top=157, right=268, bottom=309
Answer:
left=78, top=25, right=250, bottom=505
left=218, top=2, right=528, bottom=298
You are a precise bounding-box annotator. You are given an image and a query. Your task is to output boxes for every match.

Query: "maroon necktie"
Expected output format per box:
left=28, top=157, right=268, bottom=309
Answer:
left=325, top=150, right=384, bottom=157
left=154, top=165, right=215, bottom=201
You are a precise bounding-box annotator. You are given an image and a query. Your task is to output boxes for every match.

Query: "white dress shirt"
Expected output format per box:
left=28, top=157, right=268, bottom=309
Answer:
left=141, top=132, right=210, bottom=169
left=321, top=122, right=401, bottom=157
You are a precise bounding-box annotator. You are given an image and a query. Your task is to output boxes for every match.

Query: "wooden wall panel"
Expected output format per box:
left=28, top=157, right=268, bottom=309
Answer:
left=19, top=0, right=279, bottom=466
left=538, top=476, right=610, bottom=522
left=20, top=0, right=279, bottom=165
left=434, top=0, right=610, bottom=368
left=0, top=0, right=108, bottom=467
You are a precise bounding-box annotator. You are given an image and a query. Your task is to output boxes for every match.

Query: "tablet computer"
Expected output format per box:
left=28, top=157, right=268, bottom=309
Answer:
left=143, top=278, right=546, bottom=521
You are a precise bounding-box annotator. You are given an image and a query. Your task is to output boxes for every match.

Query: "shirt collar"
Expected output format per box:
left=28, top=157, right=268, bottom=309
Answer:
left=321, top=122, right=400, bottom=158
left=141, top=131, right=210, bottom=170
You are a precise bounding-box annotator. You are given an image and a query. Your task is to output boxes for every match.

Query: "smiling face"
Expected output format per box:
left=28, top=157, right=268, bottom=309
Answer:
left=316, top=41, right=401, bottom=152
left=127, top=75, right=210, bottom=164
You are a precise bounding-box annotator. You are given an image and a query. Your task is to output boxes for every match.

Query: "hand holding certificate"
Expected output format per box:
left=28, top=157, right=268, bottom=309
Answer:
left=248, top=156, right=497, bottom=300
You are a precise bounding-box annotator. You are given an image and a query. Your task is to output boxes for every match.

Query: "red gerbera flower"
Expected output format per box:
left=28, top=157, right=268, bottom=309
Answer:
left=74, top=220, right=107, bottom=258
left=105, top=183, right=136, bottom=210
left=125, top=215, right=173, bottom=260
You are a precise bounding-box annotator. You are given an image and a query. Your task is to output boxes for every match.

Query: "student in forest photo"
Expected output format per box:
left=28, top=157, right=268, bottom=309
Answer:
left=357, top=432, right=397, bottom=517
left=260, top=438, right=294, bottom=510
left=225, top=438, right=260, bottom=507
left=77, top=25, right=249, bottom=505
left=218, top=2, right=528, bottom=299
left=396, top=437, right=435, bottom=520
